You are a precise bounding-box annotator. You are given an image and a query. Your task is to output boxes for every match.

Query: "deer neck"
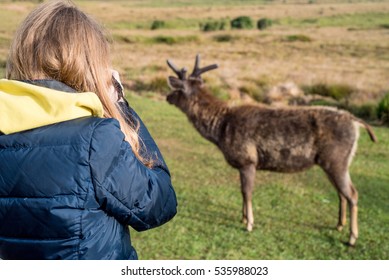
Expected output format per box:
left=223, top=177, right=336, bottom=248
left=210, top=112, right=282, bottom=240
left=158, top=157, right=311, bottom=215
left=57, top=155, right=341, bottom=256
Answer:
left=184, top=90, right=228, bottom=145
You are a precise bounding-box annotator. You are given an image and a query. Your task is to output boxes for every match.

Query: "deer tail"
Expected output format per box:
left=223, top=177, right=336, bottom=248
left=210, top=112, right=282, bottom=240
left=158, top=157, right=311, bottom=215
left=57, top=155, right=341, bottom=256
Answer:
left=353, top=117, right=377, bottom=143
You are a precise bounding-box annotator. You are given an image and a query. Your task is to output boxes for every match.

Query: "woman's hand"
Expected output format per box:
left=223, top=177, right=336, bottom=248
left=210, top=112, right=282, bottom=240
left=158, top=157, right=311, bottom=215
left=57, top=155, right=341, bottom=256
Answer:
left=109, top=69, right=125, bottom=102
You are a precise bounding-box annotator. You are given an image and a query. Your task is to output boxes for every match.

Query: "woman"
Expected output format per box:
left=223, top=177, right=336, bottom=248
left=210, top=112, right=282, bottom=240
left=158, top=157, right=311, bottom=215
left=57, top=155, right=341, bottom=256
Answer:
left=0, top=0, right=177, bottom=260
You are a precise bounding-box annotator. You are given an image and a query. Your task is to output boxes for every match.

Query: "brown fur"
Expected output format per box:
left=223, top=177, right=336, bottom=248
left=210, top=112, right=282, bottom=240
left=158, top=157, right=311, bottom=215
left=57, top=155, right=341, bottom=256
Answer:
left=167, top=70, right=376, bottom=246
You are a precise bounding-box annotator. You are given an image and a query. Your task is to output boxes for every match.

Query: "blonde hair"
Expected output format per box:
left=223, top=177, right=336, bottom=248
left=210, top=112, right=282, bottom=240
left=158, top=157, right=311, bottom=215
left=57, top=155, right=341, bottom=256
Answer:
left=6, top=0, right=152, bottom=167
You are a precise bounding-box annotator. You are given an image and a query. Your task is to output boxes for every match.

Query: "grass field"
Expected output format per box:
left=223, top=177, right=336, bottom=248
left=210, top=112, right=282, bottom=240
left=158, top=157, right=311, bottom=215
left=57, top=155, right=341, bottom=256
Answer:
left=128, top=93, right=389, bottom=260
left=0, top=0, right=388, bottom=259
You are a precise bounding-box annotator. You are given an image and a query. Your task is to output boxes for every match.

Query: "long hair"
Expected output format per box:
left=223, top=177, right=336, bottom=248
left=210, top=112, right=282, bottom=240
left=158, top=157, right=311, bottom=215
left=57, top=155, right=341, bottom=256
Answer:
left=6, top=0, right=152, bottom=167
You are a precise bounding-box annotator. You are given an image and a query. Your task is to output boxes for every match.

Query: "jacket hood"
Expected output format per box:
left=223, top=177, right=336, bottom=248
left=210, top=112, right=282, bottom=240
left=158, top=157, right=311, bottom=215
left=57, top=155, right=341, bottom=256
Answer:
left=0, top=79, right=104, bottom=134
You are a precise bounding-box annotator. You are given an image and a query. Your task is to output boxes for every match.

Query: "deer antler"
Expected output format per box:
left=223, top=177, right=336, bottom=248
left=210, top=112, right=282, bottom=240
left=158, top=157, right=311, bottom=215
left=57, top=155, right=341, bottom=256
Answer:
left=167, top=59, right=188, bottom=80
left=167, top=54, right=218, bottom=80
left=190, top=54, right=218, bottom=78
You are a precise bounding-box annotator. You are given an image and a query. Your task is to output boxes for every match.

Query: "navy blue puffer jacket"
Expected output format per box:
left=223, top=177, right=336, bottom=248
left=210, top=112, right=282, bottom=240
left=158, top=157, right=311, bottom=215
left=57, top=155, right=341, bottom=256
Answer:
left=0, top=79, right=177, bottom=260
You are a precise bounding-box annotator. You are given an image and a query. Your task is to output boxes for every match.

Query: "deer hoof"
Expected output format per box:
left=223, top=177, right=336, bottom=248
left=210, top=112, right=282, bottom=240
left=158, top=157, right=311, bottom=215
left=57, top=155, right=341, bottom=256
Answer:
left=246, top=223, right=253, bottom=232
left=348, top=234, right=357, bottom=247
left=336, top=224, right=344, bottom=232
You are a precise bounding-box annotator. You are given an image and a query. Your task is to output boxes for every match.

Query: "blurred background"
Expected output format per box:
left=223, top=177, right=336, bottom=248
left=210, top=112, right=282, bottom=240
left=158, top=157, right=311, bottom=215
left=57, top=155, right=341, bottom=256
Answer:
left=1, top=0, right=388, bottom=260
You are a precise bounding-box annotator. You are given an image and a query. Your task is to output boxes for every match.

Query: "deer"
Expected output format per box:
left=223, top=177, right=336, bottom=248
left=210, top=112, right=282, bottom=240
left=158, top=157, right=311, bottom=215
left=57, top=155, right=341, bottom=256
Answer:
left=166, top=54, right=377, bottom=246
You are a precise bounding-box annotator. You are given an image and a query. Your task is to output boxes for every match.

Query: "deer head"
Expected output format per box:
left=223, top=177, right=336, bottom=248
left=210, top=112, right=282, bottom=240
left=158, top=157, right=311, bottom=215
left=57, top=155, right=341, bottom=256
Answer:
left=166, top=54, right=218, bottom=105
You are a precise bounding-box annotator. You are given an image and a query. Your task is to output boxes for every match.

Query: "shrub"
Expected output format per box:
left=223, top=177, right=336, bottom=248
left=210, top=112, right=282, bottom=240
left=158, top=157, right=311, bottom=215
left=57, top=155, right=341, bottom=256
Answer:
left=200, top=20, right=226, bottom=32
left=114, top=35, right=138, bottom=44
left=209, top=85, right=230, bottom=101
left=152, top=35, right=176, bottom=45
left=149, top=35, right=199, bottom=45
left=285, top=34, right=312, bottom=42
left=302, top=83, right=353, bottom=101
left=302, top=18, right=318, bottom=24
left=231, top=16, right=253, bottom=30
left=212, top=34, right=235, bottom=43
left=151, top=20, right=165, bottom=30
left=149, top=76, right=169, bottom=93
left=239, top=78, right=270, bottom=102
left=239, top=84, right=266, bottom=102
left=309, top=99, right=339, bottom=107
left=379, top=24, right=389, bottom=29
left=132, top=76, right=168, bottom=94
left=377, top=93, right=389, bottom=125
left=257, top=18, right=272, bottom=30
left=349, top=103, right=378, bottom=121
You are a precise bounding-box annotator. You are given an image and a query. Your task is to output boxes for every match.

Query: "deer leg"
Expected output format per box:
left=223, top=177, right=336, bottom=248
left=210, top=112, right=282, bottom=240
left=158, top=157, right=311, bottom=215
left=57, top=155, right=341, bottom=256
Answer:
left=337, top=193, right=347, bottom=232
left=242, top=202, right=247, bottom=225
left=347, top=181, right=359, bottom=246
left=326, top=170, right=358, bottom=246
left=239, top=164, right=256, bottom=232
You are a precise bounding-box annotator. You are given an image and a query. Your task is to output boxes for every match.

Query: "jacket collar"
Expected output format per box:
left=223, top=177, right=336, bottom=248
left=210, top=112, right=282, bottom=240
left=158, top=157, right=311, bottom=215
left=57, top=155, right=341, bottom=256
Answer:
left=23, top=79, right=77, bottom=93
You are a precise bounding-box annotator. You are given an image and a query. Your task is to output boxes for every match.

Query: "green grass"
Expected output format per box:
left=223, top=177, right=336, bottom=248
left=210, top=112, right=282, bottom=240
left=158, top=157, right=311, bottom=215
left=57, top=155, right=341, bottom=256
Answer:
left=147, top=35, right=200, bottom=45
left=279, top=12, right=389, bottom=29
left=284, top=34, right=313, bottom=42
left=112, top=34, right=201, bottom=45
left=127, top=93, right=389, bottom=260
left=109, top=18, right=202, bottom=31
left=108, top=12, right=389, bottom=31
left=107, top=11, right=389, bottom=31
left=109, top=11, right=388, bottom=32
left=302, top=83, right=354, bottom=101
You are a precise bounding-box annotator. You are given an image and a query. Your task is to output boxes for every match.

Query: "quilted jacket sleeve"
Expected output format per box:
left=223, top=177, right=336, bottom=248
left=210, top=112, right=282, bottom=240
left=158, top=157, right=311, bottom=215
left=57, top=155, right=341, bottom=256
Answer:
left=117, top=99, right=169, bottom=171
left=89, top=118, right=177, bottom=231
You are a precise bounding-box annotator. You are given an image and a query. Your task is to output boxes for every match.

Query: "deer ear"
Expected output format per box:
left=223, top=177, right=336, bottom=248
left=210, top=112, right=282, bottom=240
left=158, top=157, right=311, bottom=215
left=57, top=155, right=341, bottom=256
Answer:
left=168, top=76, right=184, bottom=90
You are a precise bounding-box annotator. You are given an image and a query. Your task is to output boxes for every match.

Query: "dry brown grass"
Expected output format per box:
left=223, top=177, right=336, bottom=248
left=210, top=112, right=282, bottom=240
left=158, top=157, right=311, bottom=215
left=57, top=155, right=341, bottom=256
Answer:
left=1, top=1, right=388, bottom=105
